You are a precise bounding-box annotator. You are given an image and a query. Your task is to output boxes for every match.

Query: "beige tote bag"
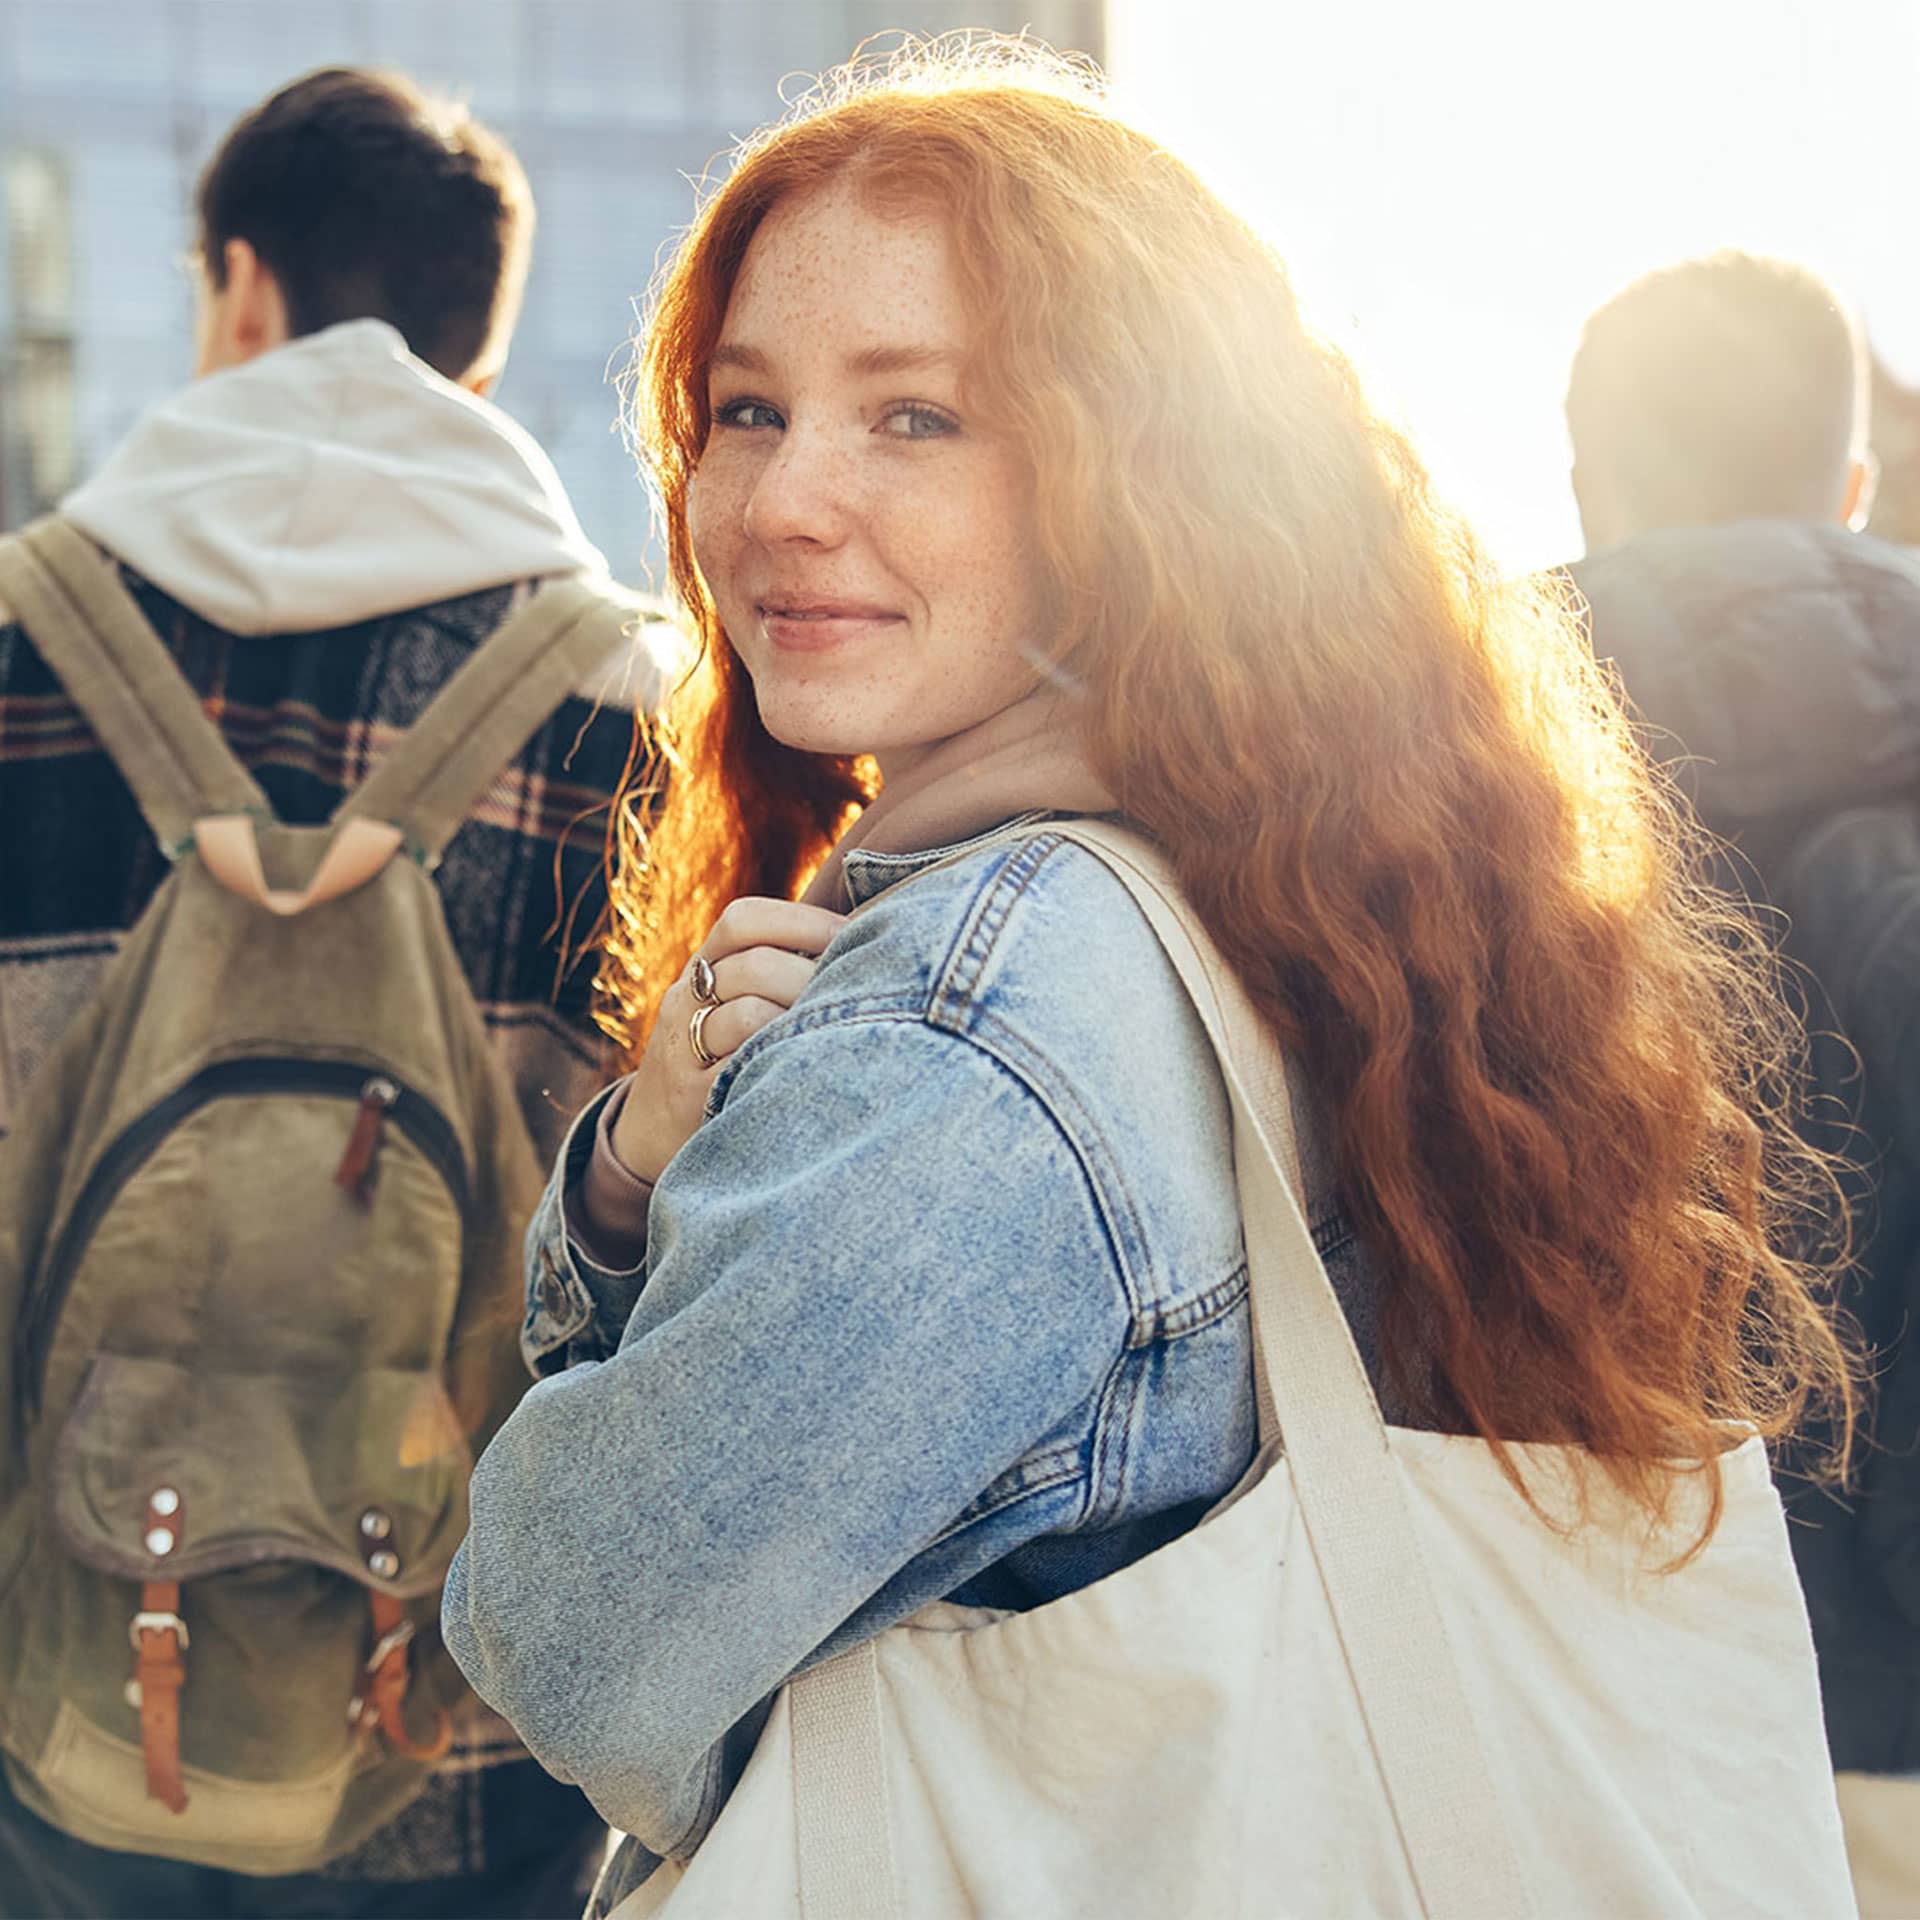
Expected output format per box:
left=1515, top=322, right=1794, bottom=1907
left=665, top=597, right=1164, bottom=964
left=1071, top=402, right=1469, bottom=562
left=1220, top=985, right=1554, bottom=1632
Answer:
left=618, top=820, right=1855, bottom=1920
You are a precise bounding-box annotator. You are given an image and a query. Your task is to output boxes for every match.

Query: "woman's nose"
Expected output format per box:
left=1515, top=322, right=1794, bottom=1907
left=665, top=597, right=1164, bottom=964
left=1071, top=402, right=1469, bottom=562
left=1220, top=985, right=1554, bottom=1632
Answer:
left=742, top=429, right=852, bottom=548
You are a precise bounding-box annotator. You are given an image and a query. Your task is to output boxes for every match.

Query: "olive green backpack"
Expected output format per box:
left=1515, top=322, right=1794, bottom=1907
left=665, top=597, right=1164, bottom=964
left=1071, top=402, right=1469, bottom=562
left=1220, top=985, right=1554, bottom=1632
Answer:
left=0, top=518, right=636, bottom=1873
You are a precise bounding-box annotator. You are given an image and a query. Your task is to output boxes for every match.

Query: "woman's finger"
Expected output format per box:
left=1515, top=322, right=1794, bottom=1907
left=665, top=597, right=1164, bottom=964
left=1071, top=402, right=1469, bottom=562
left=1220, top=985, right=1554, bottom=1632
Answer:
left=709, top=946, right=817, bottom=1011
left=702, top=896, right=845, bottom=963
left=689, top=994, right=788, bottom=1067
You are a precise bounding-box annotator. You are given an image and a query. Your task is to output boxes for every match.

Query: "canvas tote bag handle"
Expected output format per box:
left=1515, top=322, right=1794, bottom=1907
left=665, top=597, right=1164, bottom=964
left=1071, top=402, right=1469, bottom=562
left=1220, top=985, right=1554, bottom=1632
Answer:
left=787, top=819, right=1532, bottom=1920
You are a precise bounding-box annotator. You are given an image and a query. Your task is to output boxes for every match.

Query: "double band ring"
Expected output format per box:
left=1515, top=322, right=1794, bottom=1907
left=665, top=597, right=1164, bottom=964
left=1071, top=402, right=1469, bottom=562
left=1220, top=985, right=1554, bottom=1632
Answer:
left=688, top=1002, right=722, bottom=1069
left=687, top=955, right=724, bottom=1068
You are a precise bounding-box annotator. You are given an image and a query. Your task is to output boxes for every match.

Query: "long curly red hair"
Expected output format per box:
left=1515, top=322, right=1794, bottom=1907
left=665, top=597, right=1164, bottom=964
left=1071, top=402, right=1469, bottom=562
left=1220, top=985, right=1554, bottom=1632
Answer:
left=603, top=37, right=1852, bottom=1529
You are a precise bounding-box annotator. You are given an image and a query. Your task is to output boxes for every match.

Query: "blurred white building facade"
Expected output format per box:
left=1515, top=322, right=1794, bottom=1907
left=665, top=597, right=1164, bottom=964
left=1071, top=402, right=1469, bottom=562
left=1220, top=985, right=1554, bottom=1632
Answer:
left=0, top=0, right=1101, bottom=580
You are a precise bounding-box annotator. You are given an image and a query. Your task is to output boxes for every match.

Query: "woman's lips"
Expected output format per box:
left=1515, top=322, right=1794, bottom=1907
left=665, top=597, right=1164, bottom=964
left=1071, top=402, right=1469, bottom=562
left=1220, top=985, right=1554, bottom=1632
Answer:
left=758, top=604, right=905, bottom=653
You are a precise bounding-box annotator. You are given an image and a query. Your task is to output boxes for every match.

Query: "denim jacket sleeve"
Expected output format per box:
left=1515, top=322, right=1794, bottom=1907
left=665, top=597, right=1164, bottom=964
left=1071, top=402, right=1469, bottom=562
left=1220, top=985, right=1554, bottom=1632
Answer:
left=442, top=1003, right=1132, bottom=1857
left=521, top=1084, right=652, bottom=1377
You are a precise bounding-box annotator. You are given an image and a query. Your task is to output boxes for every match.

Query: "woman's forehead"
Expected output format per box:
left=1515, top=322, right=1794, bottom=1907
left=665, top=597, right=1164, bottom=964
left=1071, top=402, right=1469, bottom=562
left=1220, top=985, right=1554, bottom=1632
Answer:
left=721, top=182, right=965, bottom=350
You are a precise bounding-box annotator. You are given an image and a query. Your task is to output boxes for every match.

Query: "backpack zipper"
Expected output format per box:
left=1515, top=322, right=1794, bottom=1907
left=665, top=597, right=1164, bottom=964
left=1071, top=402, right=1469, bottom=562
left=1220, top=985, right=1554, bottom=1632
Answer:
left=335, top=1075, right=401, bottom=1206
left=18, top=1059, right=468, bottom=1422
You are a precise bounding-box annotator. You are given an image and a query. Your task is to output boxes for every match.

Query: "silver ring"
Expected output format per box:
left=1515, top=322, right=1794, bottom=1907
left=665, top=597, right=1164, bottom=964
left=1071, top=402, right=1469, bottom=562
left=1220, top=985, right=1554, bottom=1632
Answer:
left=688, top=955, right=720, bottom=1007
left=688, top=1000, right=722, bottom=1069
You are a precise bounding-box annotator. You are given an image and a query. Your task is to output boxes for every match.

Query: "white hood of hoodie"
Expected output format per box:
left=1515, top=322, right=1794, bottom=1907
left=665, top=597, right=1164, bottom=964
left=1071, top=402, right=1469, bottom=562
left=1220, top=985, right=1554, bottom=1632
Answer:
left=62, top=320, right=610, bottom=636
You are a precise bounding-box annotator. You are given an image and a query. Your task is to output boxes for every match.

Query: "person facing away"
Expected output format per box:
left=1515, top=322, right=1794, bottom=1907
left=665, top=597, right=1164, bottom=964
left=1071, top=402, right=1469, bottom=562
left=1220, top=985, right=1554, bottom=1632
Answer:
left=0, top=65, right=670, bottom=1920
left=1564, top=250, right=1920, bottom=1916
left=443, top=46, right=1853, bottom=1917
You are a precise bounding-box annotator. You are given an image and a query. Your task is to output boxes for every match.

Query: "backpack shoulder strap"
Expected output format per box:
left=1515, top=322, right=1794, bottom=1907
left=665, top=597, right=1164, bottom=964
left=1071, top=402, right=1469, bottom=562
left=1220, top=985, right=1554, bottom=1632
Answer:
left=0, top=517, right=268, bottom=854
left=335, top=574, right=647, bottom=862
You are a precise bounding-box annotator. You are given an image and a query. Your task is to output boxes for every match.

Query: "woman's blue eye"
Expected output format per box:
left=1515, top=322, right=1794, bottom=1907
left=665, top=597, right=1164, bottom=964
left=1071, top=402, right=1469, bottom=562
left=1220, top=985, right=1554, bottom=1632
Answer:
left=713, top=398, right=783, bottom=430
left=882, top=403, right=958, bottom=440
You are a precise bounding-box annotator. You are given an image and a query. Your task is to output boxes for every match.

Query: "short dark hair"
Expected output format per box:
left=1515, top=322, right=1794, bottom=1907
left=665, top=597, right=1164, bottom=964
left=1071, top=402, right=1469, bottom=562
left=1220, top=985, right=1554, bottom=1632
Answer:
left=195, top=67, right=533, bottom=382
left=1566, top=250, right=1862, bottom=536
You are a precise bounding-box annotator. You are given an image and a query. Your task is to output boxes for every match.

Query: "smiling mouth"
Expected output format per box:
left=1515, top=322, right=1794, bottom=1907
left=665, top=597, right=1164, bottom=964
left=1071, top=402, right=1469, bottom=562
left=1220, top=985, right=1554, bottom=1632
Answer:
left=757, top=602, right=905, bottom=652
left=759, top=602, right=900, bottom=620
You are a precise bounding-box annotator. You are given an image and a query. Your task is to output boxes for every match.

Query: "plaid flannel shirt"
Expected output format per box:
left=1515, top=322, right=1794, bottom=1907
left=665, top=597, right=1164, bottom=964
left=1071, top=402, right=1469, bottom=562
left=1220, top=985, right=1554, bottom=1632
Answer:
left=0, top=562, right=657, bottom=1890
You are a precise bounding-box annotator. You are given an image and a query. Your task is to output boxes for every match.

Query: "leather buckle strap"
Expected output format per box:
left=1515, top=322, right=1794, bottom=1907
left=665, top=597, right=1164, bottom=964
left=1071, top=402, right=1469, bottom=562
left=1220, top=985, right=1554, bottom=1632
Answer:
left=134, top=1589, right=189, bottom=1814
left=129, top=1610, right=190, bottom=1651
left=351, top=1590, right=451, bottom=1762
left=363, top=1614, right=416, bottom=1676
left=130, top=1486, right=190, bottom=1815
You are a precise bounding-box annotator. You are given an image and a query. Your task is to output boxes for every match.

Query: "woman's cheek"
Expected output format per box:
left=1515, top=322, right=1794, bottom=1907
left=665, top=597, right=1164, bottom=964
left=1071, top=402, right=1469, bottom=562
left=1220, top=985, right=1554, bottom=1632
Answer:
left=686, top=471, right=717, bottom=564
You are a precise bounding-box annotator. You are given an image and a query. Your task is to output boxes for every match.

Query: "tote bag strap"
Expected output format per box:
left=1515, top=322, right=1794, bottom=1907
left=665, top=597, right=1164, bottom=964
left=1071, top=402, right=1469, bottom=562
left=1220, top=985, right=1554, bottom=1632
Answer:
left=788, top=818, right=1531, bottom=1920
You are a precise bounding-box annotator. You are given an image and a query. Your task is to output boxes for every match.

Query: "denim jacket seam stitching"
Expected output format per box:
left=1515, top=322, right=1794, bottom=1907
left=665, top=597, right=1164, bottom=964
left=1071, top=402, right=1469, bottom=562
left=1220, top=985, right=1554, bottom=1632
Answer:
left=789, top=998, right=1142, bottom=1505
left=927, top=833, right=1061, bottom=1029
left=1313, top=1217, right=1357, bottom=1261
left=933, top=1004, right=1157, bottom=1322
left=1148, top=1259, right=1251, bottom=1343
left=1085, top=1343, right=1147, bottom=1525
left=928, top=1447, right=1088, bottom=1547
left=699, top=989, right=1146, bottom=1357
left=718, top=982, right=1151, bottom=1332
left=920, top=840, right=1253, bottom=1330
left=929, top=1443, right=1098, bottom=1551
left=773, top=993, right=930, bottom=1033
left=707, top=996, right=934, bottom=1107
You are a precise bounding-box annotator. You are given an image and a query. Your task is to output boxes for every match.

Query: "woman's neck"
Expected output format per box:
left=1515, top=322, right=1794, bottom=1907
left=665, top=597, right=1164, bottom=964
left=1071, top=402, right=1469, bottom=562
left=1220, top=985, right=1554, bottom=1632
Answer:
left=802, top=689, right=1116, bottom=906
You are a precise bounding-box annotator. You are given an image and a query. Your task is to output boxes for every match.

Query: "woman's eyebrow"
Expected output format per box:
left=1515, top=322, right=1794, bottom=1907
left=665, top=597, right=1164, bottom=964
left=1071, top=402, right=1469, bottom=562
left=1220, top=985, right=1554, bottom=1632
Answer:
left=709, top=342, right=772, bottom=375
left=846, top=344, right=963, bottom=376
left=708, top=341, right=963, bottom=379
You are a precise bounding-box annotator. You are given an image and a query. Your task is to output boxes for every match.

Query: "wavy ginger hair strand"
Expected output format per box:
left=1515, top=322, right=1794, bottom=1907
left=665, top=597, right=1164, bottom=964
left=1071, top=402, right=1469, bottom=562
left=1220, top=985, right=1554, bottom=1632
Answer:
left=605, top=38, right=1853, bottom=1535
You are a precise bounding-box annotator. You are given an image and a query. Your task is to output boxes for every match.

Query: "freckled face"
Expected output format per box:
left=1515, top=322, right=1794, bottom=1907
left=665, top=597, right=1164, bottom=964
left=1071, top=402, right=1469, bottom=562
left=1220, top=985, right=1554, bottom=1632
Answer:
left=685, top=182, right=1047, bottom=776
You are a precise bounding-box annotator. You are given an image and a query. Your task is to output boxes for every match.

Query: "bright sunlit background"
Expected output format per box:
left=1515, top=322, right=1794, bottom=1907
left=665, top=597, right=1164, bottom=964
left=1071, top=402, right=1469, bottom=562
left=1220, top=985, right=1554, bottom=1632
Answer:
left=1110, top=0, right=1920, bottom=574
left=5, top=3, right=1916, bottom=576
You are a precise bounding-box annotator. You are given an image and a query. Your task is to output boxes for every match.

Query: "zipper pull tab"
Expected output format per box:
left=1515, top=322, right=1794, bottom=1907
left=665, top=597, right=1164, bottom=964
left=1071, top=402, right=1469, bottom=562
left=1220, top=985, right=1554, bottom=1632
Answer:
left=335, top=1076, right=400, bottom=1209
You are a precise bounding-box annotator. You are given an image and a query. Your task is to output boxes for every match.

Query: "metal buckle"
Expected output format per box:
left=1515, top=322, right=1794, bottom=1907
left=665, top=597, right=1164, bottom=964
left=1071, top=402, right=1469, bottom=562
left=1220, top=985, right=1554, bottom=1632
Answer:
left=129, top=1610, right=189, bottom=1652
left=363, top=1617, right=415, bottom=1676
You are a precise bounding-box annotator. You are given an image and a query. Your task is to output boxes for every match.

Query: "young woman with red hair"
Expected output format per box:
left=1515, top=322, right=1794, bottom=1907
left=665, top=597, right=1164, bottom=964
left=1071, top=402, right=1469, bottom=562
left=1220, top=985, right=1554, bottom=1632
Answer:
left=445, top=38, right=1856, bottom=1918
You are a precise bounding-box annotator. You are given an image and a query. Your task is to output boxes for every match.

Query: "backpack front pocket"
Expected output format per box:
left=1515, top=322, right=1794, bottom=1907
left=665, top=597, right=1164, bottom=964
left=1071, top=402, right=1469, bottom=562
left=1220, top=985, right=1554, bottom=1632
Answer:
left=51, top=1354, right=471, bottom=1591
left=20, top=1692, right=362, bottom=1871
left=0, top=1354, right=473, bottom=1872
left=22, top=1058, right=468, bottom=1425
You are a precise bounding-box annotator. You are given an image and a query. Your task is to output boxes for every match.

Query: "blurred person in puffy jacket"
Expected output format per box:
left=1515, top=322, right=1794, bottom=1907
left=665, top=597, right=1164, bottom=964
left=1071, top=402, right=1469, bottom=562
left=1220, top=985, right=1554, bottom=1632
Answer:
left=1565, top=248, right=1920, bottom=1918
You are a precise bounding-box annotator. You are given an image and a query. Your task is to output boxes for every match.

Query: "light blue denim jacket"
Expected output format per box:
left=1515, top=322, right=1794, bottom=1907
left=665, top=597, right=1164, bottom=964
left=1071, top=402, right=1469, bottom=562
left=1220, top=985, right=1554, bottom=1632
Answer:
left=442, top=819, right=1384, bottom=1897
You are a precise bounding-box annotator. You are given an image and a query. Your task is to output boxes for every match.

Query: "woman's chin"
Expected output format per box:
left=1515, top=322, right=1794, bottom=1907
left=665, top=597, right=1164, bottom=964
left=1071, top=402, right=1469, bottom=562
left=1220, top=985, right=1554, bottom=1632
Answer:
left=753, top=704, right=879, bottom=762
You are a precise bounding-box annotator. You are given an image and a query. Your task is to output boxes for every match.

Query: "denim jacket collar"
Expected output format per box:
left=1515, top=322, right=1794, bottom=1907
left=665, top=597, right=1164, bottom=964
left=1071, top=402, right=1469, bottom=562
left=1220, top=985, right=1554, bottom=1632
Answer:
left=837, top=810, right=1063, bottom=908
